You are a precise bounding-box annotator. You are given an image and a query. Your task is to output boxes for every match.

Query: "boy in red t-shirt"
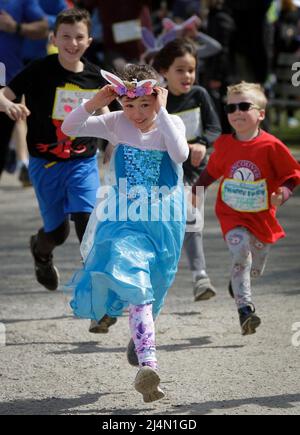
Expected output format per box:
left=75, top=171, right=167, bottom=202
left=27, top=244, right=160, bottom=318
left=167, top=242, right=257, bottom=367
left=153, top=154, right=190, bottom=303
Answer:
left=193, top=82, right=300, bottom=336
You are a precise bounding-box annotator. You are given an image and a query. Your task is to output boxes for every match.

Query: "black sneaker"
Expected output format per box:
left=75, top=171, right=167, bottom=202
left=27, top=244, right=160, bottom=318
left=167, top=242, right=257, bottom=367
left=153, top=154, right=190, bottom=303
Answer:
left=126, top=338, right=139, bottom=367
left=30, top=235, right=60, bottom=291
left=19, top=165, right=32, bottom=188
left=228, top=281, right=234, bottom=298
left=238, top=304, right=261, bottom=336
left=89, top=315, right=117, bottom=334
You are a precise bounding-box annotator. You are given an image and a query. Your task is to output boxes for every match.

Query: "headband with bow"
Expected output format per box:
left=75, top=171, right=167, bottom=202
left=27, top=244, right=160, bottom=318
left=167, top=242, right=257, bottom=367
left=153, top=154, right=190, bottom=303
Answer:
left=101, top=69, right=157, bottom=99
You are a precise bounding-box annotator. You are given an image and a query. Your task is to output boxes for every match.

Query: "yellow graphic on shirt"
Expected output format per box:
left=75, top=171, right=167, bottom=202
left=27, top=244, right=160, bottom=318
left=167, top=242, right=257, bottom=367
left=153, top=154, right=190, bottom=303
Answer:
left=222, top=178, right=269, bottom=213
left=52, top=83, right=99, bottom=121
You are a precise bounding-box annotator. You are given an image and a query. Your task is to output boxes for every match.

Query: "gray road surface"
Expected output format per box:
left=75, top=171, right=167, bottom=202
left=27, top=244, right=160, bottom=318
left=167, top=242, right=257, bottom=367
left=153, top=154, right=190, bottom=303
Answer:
left=0, top=172, right=299, bottom=415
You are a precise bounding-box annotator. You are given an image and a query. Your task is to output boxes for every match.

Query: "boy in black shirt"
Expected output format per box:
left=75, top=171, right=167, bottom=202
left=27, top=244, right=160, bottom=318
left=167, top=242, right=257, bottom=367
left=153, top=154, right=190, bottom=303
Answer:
left=0, top=8, right=105, bottom=291
left=154, top=38, right=221, bottom=301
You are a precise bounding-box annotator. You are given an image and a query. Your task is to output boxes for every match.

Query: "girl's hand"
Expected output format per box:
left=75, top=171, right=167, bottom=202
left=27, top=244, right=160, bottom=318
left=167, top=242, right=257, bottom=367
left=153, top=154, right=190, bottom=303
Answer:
left=5, top=102, right=30, bottom=121
left=271, top=187, right=284, bottom=207
left=154, top=87, right=168, bottom=114
left=85, top=85, right=117, bottom=114
left=189, top=143, right=207, bottom=168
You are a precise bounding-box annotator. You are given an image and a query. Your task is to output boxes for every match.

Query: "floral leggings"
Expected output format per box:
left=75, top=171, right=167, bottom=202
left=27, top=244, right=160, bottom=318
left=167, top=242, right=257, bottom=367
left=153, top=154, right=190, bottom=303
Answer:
left=226, top=227, right=271, bottom=308
left=129, top=303, right=157, bottom=370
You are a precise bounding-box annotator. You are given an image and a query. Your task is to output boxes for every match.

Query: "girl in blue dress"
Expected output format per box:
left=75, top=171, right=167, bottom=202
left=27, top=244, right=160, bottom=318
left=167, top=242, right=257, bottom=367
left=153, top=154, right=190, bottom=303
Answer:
left=62, top=64, right=189, bottom=403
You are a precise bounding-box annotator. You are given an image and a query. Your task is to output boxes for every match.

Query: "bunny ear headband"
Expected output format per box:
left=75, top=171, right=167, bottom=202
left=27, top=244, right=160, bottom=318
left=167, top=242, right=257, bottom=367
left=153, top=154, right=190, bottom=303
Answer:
left=101, top=69, right=157, bottom=99
left=163, top=15, right=200, bottom=33
left=141, top=16, right=200, bottom=56
left=141, top=27, right=177, bottom=54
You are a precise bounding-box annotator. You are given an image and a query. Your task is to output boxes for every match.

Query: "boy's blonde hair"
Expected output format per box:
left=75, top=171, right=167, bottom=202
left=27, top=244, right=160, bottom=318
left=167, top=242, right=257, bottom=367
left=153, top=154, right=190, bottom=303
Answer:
left=227, top=82, right=268, bottom=110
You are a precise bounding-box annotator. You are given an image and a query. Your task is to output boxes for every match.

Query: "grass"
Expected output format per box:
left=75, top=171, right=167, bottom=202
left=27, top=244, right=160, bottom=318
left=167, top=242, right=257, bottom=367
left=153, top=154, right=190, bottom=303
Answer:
left=269, top=109, right=300, bottom=148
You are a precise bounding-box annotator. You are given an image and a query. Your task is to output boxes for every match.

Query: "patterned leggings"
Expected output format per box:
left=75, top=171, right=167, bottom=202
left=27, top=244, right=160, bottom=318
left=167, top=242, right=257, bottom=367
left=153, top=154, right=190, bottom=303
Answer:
left=226, top=227, right=271, bottom=308
left=129, top=303, right=157, bottom=370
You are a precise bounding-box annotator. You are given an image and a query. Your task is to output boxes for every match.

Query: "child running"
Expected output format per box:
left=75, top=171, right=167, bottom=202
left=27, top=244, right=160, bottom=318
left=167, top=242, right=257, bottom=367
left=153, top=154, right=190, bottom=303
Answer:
left=0, top=8, right=105, bottom=291
left=62, top=64, right=189, bottom=402
left=193, top=82, right=300, bottom=335
left=153, top=38, right=221, bottom=301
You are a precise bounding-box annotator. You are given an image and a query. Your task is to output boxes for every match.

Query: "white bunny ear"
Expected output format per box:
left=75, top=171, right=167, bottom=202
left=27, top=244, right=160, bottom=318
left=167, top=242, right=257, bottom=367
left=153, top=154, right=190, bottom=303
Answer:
left=101, top=69, right=125, bottom=87
left=182, top=15, right=200, bottom=29
left=137, top=79, right=158, bottom=88
left=141, top=27, right=157, bottom=50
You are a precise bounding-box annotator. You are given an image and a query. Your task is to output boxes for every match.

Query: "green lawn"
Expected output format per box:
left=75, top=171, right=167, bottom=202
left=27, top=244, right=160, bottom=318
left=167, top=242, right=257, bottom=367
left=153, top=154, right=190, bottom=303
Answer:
left=270, top=109, right=300, bottom=148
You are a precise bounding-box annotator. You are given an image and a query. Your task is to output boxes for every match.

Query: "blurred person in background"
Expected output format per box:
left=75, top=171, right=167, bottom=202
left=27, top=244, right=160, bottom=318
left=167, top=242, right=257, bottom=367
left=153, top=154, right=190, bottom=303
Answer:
left=77, top=0, right=152, bottom=70
left=0, top=0, right=48, bottom=181
left=274, top=0, right=300, bottom=127
left=204, top=0, right=235, bottom=132
left=13, top=0, right=68, bottom=187
left=226, top=0, right=274, bottom=84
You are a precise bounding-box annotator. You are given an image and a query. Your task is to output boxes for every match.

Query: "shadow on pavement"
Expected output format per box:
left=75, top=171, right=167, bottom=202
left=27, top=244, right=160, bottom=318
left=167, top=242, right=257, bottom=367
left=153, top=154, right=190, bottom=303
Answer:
left=161, top=393, right=300, bottom=415
left=0, top=393, right=109, bottom=415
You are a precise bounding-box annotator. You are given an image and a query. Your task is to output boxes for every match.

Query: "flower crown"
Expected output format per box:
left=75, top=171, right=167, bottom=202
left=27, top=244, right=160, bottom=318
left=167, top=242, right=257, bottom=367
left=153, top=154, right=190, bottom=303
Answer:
left=101, top=70, right=157, bottom=99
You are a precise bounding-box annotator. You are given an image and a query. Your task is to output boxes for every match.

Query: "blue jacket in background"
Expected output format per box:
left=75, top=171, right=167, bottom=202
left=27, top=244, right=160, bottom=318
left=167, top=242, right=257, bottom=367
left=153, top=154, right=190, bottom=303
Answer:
left=22, top=0, right=67, bottom=62
left=0, top=0, right=45, bottom=82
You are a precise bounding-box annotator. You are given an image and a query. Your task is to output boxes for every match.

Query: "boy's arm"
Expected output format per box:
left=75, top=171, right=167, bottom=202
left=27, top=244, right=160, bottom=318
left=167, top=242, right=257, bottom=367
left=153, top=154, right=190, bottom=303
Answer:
left=0, top=87, right=30, bottom=120
left=198, top=88, right=222, bottom=148
left=196, top=32, right=222, bottom=59
left=271, top=179, right=297, bottom=207
left=192, top=168, right=217, bottom=195
left=189, top=90, right=222, bottom=168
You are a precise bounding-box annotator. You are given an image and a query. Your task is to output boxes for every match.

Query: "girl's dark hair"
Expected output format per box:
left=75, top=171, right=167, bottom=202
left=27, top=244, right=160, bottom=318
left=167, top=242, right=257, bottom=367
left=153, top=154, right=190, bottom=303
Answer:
left=54, top=8, right=92, bottom=36
left=117, top=64, right=159, bottom=83
left=153, top=38, right=197, bottom=72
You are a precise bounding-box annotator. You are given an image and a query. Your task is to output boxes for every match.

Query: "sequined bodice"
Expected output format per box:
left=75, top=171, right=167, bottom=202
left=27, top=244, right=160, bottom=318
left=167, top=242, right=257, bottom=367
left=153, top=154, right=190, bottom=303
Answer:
left=122, top=145, right=164, bottom=197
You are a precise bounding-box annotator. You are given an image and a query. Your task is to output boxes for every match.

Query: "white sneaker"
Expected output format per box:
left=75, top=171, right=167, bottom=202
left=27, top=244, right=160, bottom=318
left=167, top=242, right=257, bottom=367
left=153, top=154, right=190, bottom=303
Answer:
left=193, top=277, right=217, bottom=301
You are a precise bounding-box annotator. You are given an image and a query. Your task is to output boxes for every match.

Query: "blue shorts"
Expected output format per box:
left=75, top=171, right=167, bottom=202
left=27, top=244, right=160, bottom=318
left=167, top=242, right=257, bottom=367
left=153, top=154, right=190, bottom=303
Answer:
left=29, top=156, right=100, bottom=233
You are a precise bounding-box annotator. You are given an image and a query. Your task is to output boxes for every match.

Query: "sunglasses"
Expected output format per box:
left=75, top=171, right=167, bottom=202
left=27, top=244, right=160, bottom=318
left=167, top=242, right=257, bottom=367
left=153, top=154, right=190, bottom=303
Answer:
left=225, top=102, right=261, bottom=114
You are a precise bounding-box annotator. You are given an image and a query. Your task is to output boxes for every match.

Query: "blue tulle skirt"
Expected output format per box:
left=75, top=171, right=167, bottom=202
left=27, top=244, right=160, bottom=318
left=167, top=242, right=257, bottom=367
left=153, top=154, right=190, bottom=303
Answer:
left=67, top=144, right=186, bottom=321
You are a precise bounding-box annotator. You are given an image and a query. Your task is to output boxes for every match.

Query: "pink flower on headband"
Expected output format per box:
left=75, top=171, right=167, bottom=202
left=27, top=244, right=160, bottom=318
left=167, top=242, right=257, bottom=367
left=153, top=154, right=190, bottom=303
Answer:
left=127, top=90, right=137, bottom=98
left=144, top=83, right=154, bottom=95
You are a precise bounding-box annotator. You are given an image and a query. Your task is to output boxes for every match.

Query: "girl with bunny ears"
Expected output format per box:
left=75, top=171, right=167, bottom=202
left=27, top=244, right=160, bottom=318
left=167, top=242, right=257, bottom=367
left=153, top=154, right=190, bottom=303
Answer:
left=141, top=15, right=222, bottom=66
left=153, top=38, right=222, bottom=302
left=62, top=64, right=189, bottom=403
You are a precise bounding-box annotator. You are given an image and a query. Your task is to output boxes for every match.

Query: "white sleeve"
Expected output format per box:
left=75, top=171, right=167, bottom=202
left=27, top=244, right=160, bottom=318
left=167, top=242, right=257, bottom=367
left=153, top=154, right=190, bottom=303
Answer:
left=61, top=103, right=116, bottom=143
left=155, top=107, right=189, bottom=164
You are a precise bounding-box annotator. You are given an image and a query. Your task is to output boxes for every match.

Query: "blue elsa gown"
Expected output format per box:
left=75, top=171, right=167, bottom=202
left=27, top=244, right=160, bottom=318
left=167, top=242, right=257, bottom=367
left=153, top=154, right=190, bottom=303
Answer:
left=68, top=143, right=186, bottom=320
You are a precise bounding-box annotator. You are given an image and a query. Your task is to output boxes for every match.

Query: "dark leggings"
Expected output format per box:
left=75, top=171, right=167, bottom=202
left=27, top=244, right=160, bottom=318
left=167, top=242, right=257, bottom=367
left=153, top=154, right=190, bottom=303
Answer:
left=35, top=212, right=90, bottom=258
left=0, top=112, right=15, bottom=178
